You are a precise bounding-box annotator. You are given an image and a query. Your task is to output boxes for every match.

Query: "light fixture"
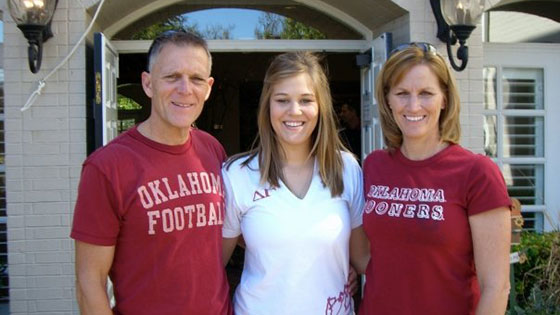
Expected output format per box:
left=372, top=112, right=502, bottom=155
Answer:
left=8, top=0, right=58, bottom=73
left=430, top=0, right=495, bottom=71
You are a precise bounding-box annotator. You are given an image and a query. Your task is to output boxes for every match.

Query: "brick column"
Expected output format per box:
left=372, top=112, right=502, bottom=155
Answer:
left=2, top=0, right=88, bottom=313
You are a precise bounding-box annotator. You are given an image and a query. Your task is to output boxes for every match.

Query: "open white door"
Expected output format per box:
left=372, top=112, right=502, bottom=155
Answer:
left=94, top=32, right=120, bottom=148
left=92, top=32, right=119, bottom=307
left=358, top=33, right=391, bottom=160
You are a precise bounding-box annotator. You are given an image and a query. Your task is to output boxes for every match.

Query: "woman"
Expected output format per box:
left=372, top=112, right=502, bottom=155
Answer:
left=358, top=43, right=511, bottom=314
left=222, top=52, right=366, bottom=314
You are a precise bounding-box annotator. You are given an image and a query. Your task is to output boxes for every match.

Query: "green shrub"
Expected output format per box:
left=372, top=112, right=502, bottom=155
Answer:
left=508, top=231, right=560, bottom=314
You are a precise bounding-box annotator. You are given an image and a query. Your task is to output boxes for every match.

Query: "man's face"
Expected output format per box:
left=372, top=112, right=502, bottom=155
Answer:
left=141, top=44, right=214, bottom=139
left=339, top=104, right=353, bottom=123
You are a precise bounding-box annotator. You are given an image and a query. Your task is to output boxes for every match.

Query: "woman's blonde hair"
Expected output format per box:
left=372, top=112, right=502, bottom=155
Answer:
left=375, top=44, right=461, bottom=150
left=228, top=51, right=348, bottom=197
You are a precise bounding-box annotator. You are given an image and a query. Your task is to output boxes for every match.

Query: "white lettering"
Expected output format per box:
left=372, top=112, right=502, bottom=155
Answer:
left=196, top=204, right=206, bottom=227
left=364, top=200, right=376, bottom=214
left=148, top=180, right=169, bottom=205
left=210, top=173, right=222, bottom=196
left=200, top=172, right=212, bottom=194
left=174, top=206, right=185, bottom=230
left=208, top=202, right=218, bottom=226
left=417, top=204, right=430, bottom=219
left=187, top=173, right=203, bottom=194
left=399, top=188, right=412, bottom=201
left=162, top=177, right=179, bottom=200
left=217, top=202, right=223, bottom=224
left=138, top=186, right=154, bottom=209
left=387, top=203, right=404, bottom=217
left=147, top=210, right=160, bottom=235
left=388, top=187, right=400, bottom=200
left=177, top=174, right=191, bottom=197
left=184, top=205, right=195, bottom=228
left=410, top=189, right=420, bottom=202
left=375, top=202, right=389, bottom=215
left=434, top=189, right=446, bottom=202
left=402, top=204, right=416, bottom=218
left=431, top=205, right=445, bottom=221
left=162, top=209, right=174, bottom=232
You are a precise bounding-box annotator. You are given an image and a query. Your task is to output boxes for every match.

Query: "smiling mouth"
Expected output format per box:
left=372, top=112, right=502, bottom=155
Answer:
left=284, top=121, right=304, bottom=127
left=172, top=101, right=194, bottom=108
left=404, top=115, right=425, bottom=122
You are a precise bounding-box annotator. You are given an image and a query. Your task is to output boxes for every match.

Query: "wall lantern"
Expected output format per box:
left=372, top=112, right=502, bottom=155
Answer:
left=430, top=0, right=494, bottom=71
left=8, top=0, right=58, bottom=73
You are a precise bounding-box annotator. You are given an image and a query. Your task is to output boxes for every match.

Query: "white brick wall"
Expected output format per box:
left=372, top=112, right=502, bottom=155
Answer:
left=2, top=0, right=87, bottom=312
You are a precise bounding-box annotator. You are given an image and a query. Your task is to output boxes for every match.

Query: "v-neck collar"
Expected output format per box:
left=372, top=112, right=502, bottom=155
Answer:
left=279, top=158, right=318, bottom=201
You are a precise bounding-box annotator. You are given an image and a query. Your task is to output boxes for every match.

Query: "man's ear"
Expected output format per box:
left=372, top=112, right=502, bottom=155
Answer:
left=204, top=77, right=215, bottom=101
left=141, top=71, right=153, bottom=98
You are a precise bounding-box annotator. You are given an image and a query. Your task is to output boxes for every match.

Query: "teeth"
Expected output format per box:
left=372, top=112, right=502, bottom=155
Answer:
left=405, top=115, right=424, bottom=121
left=173, top=102, right=191, bottom=108
left=285, top=121, right=304, bottom=127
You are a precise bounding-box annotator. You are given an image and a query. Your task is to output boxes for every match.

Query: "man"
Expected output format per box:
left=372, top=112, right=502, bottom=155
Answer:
left=71, top=31, right=232, bottom=315
left=339, top=102, right=361, bottom=160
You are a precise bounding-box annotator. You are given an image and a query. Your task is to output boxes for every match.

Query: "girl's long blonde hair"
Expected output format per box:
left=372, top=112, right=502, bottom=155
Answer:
left=227, top=51, right=348, bottom=197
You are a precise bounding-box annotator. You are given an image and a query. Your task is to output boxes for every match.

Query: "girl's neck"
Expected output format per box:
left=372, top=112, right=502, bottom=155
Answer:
left=280, top=143, right=313, bottom=167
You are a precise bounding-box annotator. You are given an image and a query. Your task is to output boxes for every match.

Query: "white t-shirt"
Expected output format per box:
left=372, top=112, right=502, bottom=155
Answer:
left=222, top=151, right=364, bottom=315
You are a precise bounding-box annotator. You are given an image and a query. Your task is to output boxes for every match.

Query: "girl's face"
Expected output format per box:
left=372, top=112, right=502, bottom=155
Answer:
left=269, top=73, right=319, bottom=152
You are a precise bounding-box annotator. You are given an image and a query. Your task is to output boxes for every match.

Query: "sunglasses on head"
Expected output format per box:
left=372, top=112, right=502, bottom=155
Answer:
left=389, top=42, right=438, bottom=58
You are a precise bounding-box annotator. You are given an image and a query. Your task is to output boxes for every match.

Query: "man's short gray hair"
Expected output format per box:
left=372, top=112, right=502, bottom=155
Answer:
left=146, top=31, right=212, bottom=74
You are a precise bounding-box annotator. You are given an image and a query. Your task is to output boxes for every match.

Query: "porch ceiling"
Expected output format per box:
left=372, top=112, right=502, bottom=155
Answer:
left=87, top=0, right=407, bottom=40
left=491, top=0, right=560, bottom=22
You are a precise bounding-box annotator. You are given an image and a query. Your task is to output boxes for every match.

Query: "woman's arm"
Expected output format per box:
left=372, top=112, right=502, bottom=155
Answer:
left=222, top=236, right=239, bottom=266
left=469, top=207, right=511, bottom=315
left=350, top=226, right=370, bottom=274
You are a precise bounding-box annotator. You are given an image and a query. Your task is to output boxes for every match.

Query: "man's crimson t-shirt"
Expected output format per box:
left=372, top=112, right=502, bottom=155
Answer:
left=71, top=126, right=232, bottom=315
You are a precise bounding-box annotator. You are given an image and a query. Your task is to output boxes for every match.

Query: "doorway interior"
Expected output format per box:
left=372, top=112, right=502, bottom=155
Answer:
left=115, top=51, right=362, bottom=156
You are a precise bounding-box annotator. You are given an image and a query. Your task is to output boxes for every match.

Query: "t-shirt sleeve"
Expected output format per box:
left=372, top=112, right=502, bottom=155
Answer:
left=466, top=155, right=512, bottom=216
left=222, top=165, right=243, bottom=238
left=344, top=154, right=365, bottom=228
left=70, top=163, right=121, bottom=246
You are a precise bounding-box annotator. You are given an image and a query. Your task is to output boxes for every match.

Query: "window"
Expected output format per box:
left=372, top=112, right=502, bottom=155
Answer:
left=483, top=66, right=545, bottom=231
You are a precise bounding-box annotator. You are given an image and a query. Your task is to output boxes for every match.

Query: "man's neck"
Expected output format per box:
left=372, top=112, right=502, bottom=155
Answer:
left=137, top=120, right=190, bottom=145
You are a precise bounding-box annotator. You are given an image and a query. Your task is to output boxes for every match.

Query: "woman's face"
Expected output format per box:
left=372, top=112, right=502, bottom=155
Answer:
left=387, top=64, right=445, bottom=146
left=269, top=73, right=319, bottom=152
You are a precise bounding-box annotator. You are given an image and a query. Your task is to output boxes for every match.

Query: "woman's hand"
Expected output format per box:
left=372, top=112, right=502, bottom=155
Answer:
left=347, top=265, right=359, bottom=296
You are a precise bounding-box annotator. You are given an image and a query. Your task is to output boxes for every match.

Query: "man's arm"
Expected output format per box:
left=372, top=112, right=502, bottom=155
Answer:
left=222, top=236, right=239, bottom=267
left=75, top=240, right=115, bottom=315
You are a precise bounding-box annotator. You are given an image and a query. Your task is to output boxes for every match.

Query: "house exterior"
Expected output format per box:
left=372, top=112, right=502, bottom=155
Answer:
left=0, top=0, right=558, bottom=313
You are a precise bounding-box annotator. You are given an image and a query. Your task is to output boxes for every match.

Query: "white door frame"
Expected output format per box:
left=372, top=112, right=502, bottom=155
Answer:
left=113, top=39, right=372, bottom=53
left=94, top=32, right=120, bottom=148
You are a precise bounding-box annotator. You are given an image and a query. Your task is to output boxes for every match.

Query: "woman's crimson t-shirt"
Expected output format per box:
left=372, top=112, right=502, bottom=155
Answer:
left=360, top=145, right=511, bottom=315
